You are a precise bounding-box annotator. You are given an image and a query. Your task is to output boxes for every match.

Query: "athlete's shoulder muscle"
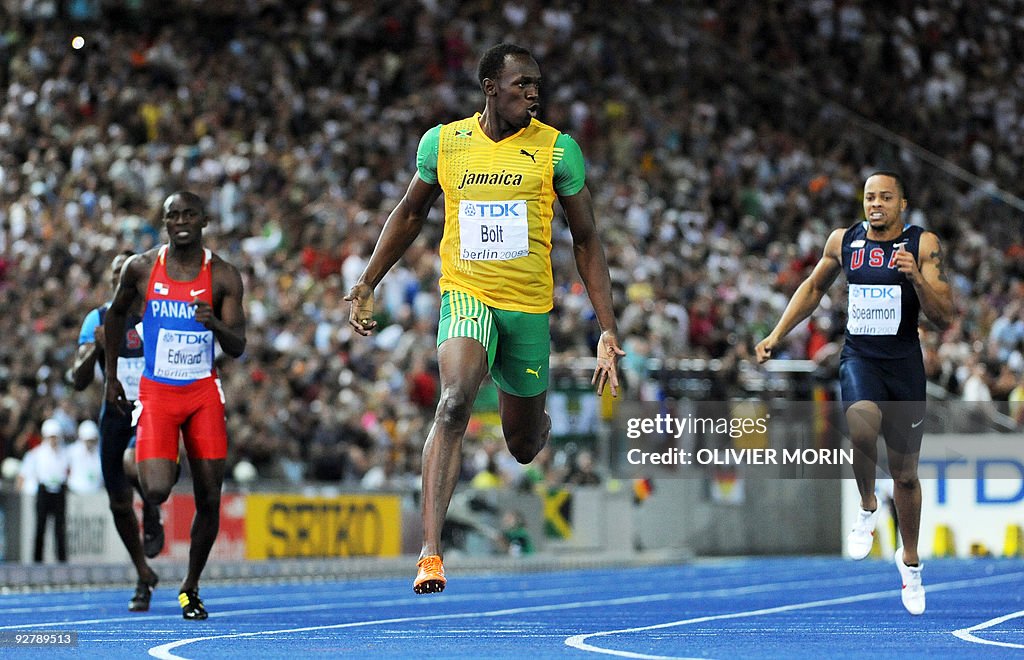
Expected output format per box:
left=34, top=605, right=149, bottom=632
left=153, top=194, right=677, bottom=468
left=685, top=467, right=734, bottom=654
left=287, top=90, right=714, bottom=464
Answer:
left=210, top=254, right=243, bottom=295
left=127, top=249, right=159, bottom=277
left=416, top=125, right=442, bottom=185
left=553, top=133, right=585, bottom=197
left=824, top=227, right=846, bottom=261
left=122, top=250, right=159, bottom=294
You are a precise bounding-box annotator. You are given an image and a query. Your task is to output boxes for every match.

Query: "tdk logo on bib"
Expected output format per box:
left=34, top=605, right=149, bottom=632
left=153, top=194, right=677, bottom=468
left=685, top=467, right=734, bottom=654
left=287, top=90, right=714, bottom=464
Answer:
left=161, top=331, right=211, bottom=345
left=850, top=286, right=897, bottom=299
left=465, top=202, right=523, bottom=218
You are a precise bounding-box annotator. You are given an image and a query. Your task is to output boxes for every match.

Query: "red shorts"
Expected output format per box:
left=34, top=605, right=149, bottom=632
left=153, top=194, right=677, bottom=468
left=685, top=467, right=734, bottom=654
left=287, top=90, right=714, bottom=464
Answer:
left=135, top=376, right=228, bottom=461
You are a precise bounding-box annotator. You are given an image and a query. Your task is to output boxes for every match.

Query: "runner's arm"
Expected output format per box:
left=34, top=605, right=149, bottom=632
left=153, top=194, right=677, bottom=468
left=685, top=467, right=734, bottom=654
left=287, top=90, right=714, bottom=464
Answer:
left=356, top=175, right=441, bottom=290
left=71, top=342, right=99, bottom=391
left=71, top=309, right=102, bottom=391
left=347, top=175, right=441, bottom=335
left=205, top=261, right=247, bottom=358
left=561, top=185, right=625, bottom=396
left=756, top=228, right=844, bottom=362
left=897, top=231, right=954, bottom=330
left=561, top=185, right=618, bottom=337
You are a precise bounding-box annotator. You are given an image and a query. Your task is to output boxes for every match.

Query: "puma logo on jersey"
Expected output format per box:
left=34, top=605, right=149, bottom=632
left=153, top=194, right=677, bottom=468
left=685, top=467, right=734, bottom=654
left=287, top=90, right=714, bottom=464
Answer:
left=520, top=148, right=538, bottom=162
left=525, top=365, right=542, bottom=379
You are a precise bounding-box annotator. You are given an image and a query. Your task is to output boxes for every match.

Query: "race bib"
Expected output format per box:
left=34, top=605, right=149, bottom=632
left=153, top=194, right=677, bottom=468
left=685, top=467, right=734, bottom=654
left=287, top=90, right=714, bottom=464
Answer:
left=153, top=328, right=214, bottom=380
left=847, top=284, right=902, bottom=335
left=458, top=200, right=529, bottom=261
left=117, top=356, right=145, bottom=400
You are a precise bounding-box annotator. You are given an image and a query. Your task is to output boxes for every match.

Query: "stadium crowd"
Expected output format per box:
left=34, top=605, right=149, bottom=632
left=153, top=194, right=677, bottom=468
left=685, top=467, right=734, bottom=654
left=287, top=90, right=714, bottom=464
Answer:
left=1, top=0, right=1022, bottom=490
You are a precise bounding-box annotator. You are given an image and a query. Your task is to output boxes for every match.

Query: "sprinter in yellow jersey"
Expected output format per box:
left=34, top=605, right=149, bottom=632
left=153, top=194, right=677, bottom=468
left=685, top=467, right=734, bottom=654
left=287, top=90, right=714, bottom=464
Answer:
left=346, top=43, right=624, bottom=594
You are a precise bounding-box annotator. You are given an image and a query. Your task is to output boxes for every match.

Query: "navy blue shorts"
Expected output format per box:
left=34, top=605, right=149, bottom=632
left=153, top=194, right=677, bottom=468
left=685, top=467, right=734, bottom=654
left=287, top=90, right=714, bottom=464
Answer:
left=98, top=399, right=137, bottom=498
left=839, top=354, right=926, bottom=454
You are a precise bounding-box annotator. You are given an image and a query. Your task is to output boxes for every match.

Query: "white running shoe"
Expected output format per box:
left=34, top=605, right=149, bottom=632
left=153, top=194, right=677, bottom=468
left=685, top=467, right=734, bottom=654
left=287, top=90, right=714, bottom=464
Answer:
left=895, top=547, right=926, bottom=615
left=847, top=507, right=881, bottom=560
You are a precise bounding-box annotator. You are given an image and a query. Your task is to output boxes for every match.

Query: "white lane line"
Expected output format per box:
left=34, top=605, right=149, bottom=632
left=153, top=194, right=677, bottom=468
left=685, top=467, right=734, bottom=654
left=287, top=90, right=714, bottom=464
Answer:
left=149, top=570, right=1022, bottom=660
left=0, top=560, right=842, bottom=614
left=145, top=572, right=884, bottom=660
left=564, top=571, right=1024, bottom=659
left=149, top=593, right=679, bottom=660
left=1, top=603, right=109, bottom=614
left=952, top=609, right=1024, bottom=649
left=565, top=589, right=896, bottom=660
left=0, top=571, right=885, bottom=630
left=0, top=589, right=578, bottom=630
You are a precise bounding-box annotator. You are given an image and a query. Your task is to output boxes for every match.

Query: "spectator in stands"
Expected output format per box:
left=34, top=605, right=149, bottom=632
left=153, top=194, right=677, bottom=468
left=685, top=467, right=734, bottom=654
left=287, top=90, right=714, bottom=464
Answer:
left=498, top=509, right=535, bottom=556
left=1009, top=371, right=1024, bottom=428
left=565, top=449, right=603, bottom=487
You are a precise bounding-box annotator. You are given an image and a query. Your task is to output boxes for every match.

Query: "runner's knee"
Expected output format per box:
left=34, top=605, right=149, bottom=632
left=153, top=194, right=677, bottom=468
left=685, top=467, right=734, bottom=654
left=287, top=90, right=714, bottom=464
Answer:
left=194, top=491, right=222, bottom=516
left=846, top=402, right=881, bottom=446
left=505, top=417, right=549, bottom=465
left=848, top=432, right=876, bottom=452
left=435, top=388, right=474, bottom=432
left=892, top=473, right=919, bottom=491
left=142, top=483, right=173, bottom=505
left=507, top=440, right=542, bottom=464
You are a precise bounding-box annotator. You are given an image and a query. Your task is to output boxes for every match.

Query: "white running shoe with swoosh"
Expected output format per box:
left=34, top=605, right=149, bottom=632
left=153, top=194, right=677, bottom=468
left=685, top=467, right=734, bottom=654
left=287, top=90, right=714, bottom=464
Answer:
left=895, top=547, right=926, bottom=615
left=847, top=507, right=882, bottom=559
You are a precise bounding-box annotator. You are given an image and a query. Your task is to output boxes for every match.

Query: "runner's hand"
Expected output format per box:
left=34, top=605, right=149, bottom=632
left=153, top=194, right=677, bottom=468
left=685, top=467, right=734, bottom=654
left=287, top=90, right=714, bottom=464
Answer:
left=754, top=337, right=775, bottom=364
left=103, top=377, right=131, bottom=414
left=592, top=330, right=625, bottom=397
left=892, top=243, right=921, bottom=283
left=345, top=283, right=378, bottom=336
left=192, top=297, right=214, bottom=326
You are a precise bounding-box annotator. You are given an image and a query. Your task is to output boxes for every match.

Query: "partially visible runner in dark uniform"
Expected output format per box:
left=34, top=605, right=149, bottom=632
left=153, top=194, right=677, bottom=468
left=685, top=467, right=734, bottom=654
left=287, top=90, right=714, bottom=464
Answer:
left=71, top=251, right=163, bottom=612
left=103, top=191, right=246, bottom=620
left=756, top=171, right=953, bottom=615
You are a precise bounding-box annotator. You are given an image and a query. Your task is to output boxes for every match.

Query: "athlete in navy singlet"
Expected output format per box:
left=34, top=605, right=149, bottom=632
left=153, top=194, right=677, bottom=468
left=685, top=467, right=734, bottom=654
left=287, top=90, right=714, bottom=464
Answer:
left=72, top=251, right=163, bottom=611
left=756, top=172, right=953, bottom=615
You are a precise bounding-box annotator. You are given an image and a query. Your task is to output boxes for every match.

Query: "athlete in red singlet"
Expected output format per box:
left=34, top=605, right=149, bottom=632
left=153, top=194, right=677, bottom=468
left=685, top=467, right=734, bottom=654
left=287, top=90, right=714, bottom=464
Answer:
left=103, top=191, right=246, bottom=620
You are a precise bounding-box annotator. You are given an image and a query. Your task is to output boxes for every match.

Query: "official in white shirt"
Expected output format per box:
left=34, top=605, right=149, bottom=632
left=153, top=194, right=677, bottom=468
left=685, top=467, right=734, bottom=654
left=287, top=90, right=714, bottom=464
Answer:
left=67, top=420, right=104, bottom=494
left=18, top=419, right=70, bottom=563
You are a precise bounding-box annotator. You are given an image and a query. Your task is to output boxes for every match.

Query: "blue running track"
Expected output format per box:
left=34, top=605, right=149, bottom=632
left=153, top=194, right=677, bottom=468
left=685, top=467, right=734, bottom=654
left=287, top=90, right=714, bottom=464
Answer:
left=1, top=557, right=1022, bottom=658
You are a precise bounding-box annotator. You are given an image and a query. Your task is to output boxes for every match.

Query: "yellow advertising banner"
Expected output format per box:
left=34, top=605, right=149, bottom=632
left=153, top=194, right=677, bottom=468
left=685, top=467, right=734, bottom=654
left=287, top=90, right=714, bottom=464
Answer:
left=246, top=494, right=401, bottom=559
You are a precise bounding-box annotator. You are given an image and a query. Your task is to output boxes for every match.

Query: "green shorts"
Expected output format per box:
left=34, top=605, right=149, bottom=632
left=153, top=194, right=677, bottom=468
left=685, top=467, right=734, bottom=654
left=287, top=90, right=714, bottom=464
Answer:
left=437, top=290, right=550, bottom=397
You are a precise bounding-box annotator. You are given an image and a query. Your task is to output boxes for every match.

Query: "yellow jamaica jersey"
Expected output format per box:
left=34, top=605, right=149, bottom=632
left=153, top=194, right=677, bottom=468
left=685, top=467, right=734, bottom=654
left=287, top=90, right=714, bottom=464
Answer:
left=416, top=113, right=586, bottom=313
